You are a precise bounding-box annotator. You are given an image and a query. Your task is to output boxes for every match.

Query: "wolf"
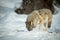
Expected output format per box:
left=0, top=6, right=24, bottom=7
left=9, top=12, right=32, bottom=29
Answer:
left=25, top=9, right=53, bottom=31
left=15, top=0, right=54, bottom=14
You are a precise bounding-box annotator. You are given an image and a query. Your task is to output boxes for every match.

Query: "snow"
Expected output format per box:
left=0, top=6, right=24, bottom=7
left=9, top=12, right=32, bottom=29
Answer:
left=0, top=0, right=60, bottom=40
left=0, top=32, right=60, bottom=40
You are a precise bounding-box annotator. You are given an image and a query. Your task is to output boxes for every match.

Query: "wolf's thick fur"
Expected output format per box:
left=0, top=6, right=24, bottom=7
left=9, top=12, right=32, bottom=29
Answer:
left=25, top=9, right=53, bottom=31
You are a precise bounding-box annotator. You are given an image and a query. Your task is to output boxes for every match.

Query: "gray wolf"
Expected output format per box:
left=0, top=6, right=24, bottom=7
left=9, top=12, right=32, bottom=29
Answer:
left=25, top=9, right=53, bottom=31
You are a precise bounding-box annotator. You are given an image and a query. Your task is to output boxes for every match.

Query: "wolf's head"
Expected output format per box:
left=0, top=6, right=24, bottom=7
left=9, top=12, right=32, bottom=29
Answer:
left=25, top=21, right=36, bottom=31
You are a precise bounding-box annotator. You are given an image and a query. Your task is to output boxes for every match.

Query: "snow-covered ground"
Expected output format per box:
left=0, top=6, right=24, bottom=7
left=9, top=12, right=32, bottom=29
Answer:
left=0, top=0, right=60, bottom=40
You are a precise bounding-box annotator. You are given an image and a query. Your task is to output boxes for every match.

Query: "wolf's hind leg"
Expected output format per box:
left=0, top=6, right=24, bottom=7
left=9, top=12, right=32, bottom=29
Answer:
left=44, top=22, right=48, bottom=31
left=44, top=18, right=48, bottom=32
left=48, top=20, right=52, bottom=28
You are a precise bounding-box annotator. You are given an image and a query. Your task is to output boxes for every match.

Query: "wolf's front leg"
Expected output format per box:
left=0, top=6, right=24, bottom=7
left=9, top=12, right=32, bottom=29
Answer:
left=39, top=20, right=44, bottom=31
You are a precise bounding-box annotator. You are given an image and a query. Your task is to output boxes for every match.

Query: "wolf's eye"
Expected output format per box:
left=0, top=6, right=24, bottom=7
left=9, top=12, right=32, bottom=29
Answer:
left=26, top=21, right=31, bottom=25
left=28, top=22, right=31, bottom=25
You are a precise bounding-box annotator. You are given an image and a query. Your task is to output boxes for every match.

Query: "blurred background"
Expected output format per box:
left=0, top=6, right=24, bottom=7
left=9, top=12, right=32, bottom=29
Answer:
left=0, top=0, right=60, bottom=40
